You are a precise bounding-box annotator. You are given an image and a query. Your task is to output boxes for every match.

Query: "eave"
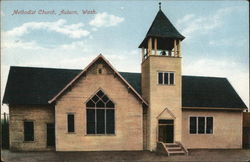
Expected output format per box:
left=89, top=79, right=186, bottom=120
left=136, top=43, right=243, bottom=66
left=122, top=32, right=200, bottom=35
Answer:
left=48, top=54, right=148, bottom=107
left=182, top=106, right=246, bottom=111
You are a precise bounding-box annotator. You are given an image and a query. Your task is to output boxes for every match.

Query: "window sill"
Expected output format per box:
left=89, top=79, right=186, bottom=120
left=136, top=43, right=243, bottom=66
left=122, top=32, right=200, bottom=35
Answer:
left=189, top=133, right=213, bottom=135
left=157, top=84, right=176, bottom=86
left=85, top=134, right=116, bottom=136
left=23, top=141, right=35, bottom=143
left=67, top=132, right=76, bottom=134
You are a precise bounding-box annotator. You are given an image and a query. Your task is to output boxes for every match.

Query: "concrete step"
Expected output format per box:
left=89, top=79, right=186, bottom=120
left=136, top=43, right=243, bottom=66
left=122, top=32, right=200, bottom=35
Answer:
left=165, top=143, right=179, bottom=147
left=160, top=142, right=187, bottom=156
left=168, top=150, right=186, bottom=155
left=168, top=146, right=182, bottom=151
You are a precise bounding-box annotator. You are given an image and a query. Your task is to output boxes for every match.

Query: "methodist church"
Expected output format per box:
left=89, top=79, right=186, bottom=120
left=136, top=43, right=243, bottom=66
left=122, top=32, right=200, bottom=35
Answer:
left=3, top=4, right=247, bottom=155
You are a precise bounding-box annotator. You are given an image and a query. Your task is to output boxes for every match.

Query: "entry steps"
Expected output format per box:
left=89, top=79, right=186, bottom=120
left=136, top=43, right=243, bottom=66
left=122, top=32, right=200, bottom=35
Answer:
left=165, top=143, right=186, bottom=155
left=157, top=142, right=188, bottom=156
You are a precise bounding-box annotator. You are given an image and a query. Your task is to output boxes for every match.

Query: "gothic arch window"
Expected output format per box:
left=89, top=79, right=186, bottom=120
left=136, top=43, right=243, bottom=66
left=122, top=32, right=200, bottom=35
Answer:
left=86, top=89, right=115, bottom=134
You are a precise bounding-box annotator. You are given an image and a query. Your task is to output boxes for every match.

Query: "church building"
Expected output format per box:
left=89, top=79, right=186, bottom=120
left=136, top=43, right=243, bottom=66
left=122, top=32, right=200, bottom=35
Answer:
left=3, top=4, right=247, bottom=155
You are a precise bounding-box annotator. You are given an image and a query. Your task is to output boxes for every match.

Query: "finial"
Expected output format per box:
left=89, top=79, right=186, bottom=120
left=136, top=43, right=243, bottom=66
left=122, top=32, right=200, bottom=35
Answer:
left=159, top=2, right=161, bottom=10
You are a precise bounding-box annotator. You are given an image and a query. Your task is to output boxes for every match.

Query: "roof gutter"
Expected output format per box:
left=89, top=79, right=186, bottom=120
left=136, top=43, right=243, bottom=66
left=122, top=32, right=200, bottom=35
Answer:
left=182, top=106, right=246, bottom=111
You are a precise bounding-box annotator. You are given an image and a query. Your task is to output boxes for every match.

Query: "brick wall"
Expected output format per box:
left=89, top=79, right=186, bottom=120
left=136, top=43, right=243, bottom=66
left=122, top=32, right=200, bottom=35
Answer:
left=9, top=105, right=54, bottom=151
left=182, top=110, right=242, bottom=149
left=55, top=62, right=143, bottom=151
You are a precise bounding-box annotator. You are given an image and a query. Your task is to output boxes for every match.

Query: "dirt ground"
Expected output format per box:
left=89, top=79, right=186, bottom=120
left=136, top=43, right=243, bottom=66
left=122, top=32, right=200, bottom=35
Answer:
left=1, top=149, right=250, bottom=162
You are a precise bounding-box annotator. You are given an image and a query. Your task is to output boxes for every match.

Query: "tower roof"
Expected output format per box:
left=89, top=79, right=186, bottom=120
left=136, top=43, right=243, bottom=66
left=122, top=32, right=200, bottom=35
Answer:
left=139, top=9, right=185, bottom=48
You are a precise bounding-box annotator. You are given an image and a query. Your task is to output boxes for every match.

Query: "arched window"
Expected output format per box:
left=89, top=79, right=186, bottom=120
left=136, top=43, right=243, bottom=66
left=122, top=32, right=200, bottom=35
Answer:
left=86, top=90, right=115, bottom=134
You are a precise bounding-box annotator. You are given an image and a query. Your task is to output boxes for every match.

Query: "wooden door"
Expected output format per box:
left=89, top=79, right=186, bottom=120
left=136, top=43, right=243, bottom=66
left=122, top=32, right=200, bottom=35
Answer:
left=158, top=120, right=174, bottom=143
left=47, top=123, right=55, bottom=147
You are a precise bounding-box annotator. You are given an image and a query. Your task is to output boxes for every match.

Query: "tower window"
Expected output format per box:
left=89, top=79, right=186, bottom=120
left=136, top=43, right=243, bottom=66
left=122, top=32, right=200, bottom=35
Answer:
left=158, top=72, right=175, bottom=85
left=158, top=73, right=163, bottom=84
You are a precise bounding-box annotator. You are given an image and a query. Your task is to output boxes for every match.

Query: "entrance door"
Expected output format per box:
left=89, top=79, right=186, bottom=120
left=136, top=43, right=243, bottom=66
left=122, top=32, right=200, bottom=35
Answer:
left=158, top=120, right=174, bottom=143
left=47, top=123, right=55, bottom=147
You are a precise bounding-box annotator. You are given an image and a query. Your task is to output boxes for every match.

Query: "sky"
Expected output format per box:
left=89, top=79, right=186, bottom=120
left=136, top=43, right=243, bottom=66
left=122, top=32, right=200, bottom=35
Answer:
left=1, top=1, right=249, bottom=113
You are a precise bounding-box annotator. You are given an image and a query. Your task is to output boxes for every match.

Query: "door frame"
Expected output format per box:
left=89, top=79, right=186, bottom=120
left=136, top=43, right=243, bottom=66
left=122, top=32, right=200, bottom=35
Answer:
left=157, top=119, right=174, bottom=143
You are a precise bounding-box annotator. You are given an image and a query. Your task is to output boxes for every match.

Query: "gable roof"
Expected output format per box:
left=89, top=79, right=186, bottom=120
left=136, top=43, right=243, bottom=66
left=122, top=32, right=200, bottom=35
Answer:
left=119, top=72, right=141, bottom=94
left=3, top=66, right=247, bottom=109
left=182, top=76, right=247, bottom=109
left=3, top=66, right=81, bottom=105
left=48, top=54, right=147, bottom=105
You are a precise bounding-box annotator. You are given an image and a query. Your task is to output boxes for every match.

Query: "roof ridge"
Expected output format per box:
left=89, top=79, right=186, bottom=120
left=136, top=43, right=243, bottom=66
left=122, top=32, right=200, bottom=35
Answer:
left=119, top=72, right=141, bottom=74
left=9, top=66, right=228, bottom=79
left=182, top=75, right=227, bottom=79
left=10, top=66, right=82, bottom=71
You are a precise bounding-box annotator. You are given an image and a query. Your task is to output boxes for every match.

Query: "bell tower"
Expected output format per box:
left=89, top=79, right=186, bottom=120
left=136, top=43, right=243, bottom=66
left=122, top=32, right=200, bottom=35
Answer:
left=140, top=3, right=185, bottom=151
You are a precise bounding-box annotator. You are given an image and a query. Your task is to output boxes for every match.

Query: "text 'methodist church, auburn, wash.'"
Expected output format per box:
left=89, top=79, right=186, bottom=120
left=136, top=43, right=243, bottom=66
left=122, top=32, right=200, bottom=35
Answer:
left=3, top=4, right=247, bottom=155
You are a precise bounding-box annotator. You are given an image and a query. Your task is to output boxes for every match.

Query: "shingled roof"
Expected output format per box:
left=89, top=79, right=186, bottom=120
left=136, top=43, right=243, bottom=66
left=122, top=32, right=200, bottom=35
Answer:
left=139, top=9, right=185, bottom=48
left=146, top=10, right=184, bottom=39
left=182, top=76, right=247, bottom=109
left=3, top=66, right=247, bottom=109
left=3, top=66, right=81, bottom=105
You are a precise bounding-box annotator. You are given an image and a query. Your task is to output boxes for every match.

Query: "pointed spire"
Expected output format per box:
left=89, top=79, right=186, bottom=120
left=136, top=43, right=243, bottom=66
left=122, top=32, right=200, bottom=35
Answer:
left=138, top=4, right=185, bottom=48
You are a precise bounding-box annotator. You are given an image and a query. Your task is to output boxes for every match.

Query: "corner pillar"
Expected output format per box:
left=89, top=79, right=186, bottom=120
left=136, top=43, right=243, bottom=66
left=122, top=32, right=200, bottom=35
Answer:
left=174, top=39, right=177, bottom=57
left=154, top=38, right=157, bottom=55
left=148, top=38, right=152, bottom=56
left=142, top=47, right=145, bottom=61
left=177, top=40, right=181, bottom=57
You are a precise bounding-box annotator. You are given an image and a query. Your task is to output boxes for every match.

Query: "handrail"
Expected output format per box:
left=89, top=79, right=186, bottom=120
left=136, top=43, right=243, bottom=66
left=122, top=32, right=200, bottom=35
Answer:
left=156, top=141, right=169, bottom=156
left=175, top=141, right=188, bottom=155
